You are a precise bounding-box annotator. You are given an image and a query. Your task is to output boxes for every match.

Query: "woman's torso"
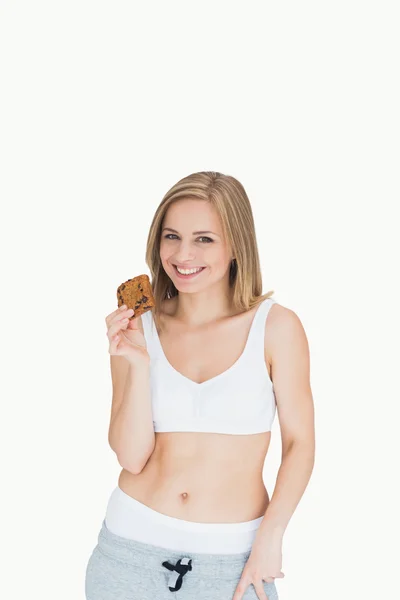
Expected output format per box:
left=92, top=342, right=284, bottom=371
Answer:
left=118, top=297, right=276, bottom=523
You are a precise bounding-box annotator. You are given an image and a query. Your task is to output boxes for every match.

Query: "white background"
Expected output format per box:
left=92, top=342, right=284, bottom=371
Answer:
left=1, top=1, right=399, bottom=598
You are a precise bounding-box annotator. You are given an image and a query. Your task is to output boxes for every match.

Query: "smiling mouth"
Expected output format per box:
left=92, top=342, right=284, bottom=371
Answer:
left=173, top=265, right=206, bottom=276
left=173, top=264, right=205, bottom=270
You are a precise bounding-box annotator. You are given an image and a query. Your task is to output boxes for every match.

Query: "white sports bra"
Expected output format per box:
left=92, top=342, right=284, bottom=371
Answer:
left=141, top=297, right=277, bottom=435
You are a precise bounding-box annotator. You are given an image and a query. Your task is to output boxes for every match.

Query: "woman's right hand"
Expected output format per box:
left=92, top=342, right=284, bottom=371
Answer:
left=106, top=305, right=150, bottom=366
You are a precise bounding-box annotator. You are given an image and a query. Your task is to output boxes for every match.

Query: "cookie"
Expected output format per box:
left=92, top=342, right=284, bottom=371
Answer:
left=116, top=274, right=155, bottom=318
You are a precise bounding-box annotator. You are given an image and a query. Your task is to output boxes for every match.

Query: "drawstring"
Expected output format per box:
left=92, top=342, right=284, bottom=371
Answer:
left=162, top=557, right=193, bottom=592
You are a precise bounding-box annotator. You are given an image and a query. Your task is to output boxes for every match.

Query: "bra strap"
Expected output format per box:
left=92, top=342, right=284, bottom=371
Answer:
left=247, top=298, right=276, bottom=358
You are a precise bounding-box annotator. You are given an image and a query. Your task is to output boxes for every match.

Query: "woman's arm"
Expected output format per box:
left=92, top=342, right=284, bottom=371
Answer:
left=232, top=307, right=314, bottom=598
left=259, top=306, right=315, bottom=539
left=108, top=355, right=155, bottom=475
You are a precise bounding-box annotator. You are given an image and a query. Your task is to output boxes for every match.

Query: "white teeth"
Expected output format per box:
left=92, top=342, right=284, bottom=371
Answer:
left=176, top=266, right=203, bottom=275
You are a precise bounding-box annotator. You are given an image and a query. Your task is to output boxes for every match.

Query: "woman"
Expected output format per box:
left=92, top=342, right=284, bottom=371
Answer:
left=85, top=171, right=315, bottom=600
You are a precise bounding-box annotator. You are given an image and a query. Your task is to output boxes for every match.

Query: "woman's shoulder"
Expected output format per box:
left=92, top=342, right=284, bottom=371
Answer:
left=264, top=299, right=308, bottom=357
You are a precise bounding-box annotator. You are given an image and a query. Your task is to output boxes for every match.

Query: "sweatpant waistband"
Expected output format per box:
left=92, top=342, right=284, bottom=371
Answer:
left=104, top=486, right=264, bottom=554
left=113, top=485, right=264, bottom=532
left=98, top=518, right=253, bottom=578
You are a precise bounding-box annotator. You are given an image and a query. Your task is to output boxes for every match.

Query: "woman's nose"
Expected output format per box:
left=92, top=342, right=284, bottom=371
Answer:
left=173, top=245, right=197, bottom=262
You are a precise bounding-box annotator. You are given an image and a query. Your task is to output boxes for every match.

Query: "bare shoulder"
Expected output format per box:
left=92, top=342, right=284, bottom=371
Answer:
left=267, top=301, right=298, bottom=328
left=265, top=302, right=309, bottom=363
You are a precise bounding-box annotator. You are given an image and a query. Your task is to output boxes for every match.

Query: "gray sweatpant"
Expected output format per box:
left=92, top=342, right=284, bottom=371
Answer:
left=85, top=519, right=279, bottom=599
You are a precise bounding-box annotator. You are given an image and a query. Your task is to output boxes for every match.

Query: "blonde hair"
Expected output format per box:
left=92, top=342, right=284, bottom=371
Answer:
left=145, top=171, right=274, bottom=333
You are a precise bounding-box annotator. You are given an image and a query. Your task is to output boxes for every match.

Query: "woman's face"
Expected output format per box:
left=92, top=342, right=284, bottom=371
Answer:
left=160, top=199, right=233, bottom=292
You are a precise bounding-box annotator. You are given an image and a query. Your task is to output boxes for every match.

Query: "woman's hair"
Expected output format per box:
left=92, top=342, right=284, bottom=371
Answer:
left=145, top=171, right=274, bottom=332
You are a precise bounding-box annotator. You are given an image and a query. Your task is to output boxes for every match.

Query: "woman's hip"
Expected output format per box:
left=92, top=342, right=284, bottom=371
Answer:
left=85, top=486, right=279, bottom=599
left=104, top=485, right=266, bottom=554
left=85, top=518, right=279, bottom=599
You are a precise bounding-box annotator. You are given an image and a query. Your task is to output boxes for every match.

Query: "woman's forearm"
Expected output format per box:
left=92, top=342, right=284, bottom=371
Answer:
left=258, top=440, right=315, bottom=539
left=108, top=362, right=155, bottom=474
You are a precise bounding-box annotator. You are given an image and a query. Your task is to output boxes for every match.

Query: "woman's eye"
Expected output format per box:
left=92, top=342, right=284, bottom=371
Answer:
left=164, top=234, right=213, bottom=243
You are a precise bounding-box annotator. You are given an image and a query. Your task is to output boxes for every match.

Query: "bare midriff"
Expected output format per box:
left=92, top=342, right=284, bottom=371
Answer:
left=118, top=430, right=272, bottom=523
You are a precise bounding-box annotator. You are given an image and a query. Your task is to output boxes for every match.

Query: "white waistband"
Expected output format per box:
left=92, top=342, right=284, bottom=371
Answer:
left=104, top=486, right=264, bottom=554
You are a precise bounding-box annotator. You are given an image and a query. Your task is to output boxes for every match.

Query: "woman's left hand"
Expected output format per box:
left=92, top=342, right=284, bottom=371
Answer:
left=231, top=532, right=285, bottom=600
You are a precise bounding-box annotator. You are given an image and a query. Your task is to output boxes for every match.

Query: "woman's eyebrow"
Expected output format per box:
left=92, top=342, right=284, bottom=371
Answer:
left=162, top=227, right=220, bottom=237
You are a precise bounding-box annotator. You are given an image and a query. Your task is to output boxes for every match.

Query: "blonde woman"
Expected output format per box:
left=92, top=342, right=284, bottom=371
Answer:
left=85, top=171, right=315, bottom=600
